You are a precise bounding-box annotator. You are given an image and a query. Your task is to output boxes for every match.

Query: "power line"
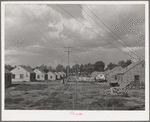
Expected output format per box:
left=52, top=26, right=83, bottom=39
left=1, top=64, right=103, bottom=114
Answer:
left=57, top=4, right=140, bottom=61
left=20, top=4, right=65, bottom=57
left=17, top=5, right=53, bottom=48
left=82, top=4, right=144, bottom=59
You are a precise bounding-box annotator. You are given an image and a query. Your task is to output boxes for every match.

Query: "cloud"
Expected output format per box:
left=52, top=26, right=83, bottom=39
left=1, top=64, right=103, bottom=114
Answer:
left=4, top=4, right=145, bottom=67
left=5, top=49, right=39, bottom=56
left=121, top=46, right=145, bottom=52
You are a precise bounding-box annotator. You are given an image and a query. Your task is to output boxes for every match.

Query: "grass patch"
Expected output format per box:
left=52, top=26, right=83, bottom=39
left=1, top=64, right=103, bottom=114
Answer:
left=132, top=91, right=140, bottom=97
left=104, top=98, right=125, bottom=107
left=13, top=84, right=48, bottom=91
left=29, top=97, right=63, bottom=109
left=5, top=97, right=24, bottom=104
left=90, top=97, right=125, bottom=110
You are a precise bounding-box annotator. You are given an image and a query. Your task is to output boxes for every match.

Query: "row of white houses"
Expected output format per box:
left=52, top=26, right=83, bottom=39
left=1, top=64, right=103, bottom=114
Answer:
left=5, top=65, right=66, bottom=84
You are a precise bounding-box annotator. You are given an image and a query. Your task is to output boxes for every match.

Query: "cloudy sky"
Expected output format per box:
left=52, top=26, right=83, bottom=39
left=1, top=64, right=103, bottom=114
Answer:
left=5, top=3, right=145, bottom=68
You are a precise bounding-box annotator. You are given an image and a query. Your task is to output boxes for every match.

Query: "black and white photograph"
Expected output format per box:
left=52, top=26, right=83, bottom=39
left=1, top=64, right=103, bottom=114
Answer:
left=1, top=1, right=149, bottom=121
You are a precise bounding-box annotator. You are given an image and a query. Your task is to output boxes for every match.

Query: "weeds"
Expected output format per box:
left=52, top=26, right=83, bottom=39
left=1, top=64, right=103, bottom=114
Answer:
left=5, top=97, right=24, bottom=104
left=13, top=84, right=48, bottom=91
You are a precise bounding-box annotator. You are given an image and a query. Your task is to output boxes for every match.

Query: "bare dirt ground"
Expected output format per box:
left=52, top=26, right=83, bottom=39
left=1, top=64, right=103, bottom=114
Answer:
left=5, top=80, right=145, bottom=110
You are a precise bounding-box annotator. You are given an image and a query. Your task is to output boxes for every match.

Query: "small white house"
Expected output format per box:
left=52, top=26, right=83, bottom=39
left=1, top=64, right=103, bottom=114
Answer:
left=58, top=72, right=64, bottom=78
left=11, top=65, right=35, bottom=82
left=54, top=72, right=61, bottom=79
left=47, top=71, right=56, bottom=80
left=34, top=69, right=47, bottom=81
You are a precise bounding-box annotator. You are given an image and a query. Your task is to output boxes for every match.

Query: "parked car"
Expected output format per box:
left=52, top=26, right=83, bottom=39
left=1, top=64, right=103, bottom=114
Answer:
left=95, top=74, right=107, bottom=82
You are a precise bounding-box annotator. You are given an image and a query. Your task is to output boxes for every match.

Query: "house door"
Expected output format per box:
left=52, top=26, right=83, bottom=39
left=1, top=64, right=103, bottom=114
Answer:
left=134, top=75, right=140, bottom=89
left=45, top=74, right=48, bottom=80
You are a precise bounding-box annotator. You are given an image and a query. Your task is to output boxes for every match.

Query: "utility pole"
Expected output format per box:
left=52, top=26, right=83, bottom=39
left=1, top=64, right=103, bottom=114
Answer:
left=64, top=47, right=73, bottom=82
left=74, top=61, right=78, bottom=107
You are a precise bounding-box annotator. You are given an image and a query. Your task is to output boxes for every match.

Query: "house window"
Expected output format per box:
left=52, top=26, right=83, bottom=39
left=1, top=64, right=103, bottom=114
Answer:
left=20, top=74, right=24, bottom=79
left=50, top=76, right=52, bottom=79
left=114, top=75, right=117, bottom=80
left=37, top=75, right=40, bottom=78
left=12, top=74, right=15, bottom=79
left=26, top=74, right=28, bottom=77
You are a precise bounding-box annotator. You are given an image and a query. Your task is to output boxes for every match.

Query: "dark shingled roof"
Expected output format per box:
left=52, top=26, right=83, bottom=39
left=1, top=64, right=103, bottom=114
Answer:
left=36, top=68, right=46, bottom=74
left=19, top=65, right=35, bottom=73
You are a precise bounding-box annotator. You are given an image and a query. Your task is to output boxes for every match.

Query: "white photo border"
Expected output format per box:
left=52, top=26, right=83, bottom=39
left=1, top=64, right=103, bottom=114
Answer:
left=1, top=1, right=149, bottom=121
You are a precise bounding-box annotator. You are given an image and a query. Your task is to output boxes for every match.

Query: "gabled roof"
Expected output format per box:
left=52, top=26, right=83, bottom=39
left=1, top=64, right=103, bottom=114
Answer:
left=54, top=72, right=60, bottom=76
left=104, top=70, right=111, bottom=75
left=61, top=71, right=66, bottom=74
left=5, top=69, right=11, bottom=73
left=58, top=72, right=63, bottom=75
left=34, top=68, right=46, bottom=74
left=105, top=66, right=122, bottom=75
left=116, top=59, right=144, bottom=74
left=19, top=65, right=35, bottom=73
left=47, top=71, right=55, bottom=75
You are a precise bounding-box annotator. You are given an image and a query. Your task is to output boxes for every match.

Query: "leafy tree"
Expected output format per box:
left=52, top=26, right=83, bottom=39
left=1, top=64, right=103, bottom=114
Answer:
left=56, top=64, right=65, bottom=72
left=39, top=64, right=48, bottom=73
left=118, top=60, right=125, bottom=67
left=122, top=59, right=132, bottom=68
left=5, top=64, right=14, bottom=71
left=93, top=61, right=105, bottom=72
left=79, top=64, right=84, bottom=72
left=107, top=62, right=118, bottom=70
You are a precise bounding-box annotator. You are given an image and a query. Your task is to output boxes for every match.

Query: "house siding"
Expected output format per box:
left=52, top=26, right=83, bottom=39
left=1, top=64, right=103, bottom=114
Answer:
left=11, top=66, right=35, bottom=82
left=34, top=69, right=45, bottom=81
left=117, top=61, right=145, bottom=89
left=47, top=72, right=56, bottom=80
left=106, top=67, right=122, bottom=82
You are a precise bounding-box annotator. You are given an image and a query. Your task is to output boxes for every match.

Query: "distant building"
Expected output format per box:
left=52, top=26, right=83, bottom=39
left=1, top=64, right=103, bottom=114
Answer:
left=47, top=71, right=56, bottom=80
left=34, top=69, right=47, bottom=81
left=5, top=69, right=12, bottom=87
left=91, top=71, right=105, bottom=81
left=91, top=71, right=100, bottom=77
left=54, top=72, right=61, bottom=80
left=61, top=71, right=66, bottom=77
left=58, top=72, right=64, bottom=78
left=11, top=65, right=35, bottom=82
left=115, top=59, right=145, bottom=89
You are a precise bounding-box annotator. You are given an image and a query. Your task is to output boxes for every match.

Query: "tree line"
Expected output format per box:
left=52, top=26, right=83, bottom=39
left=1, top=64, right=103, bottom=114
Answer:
left=5, top=59, right=132, bottom=74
